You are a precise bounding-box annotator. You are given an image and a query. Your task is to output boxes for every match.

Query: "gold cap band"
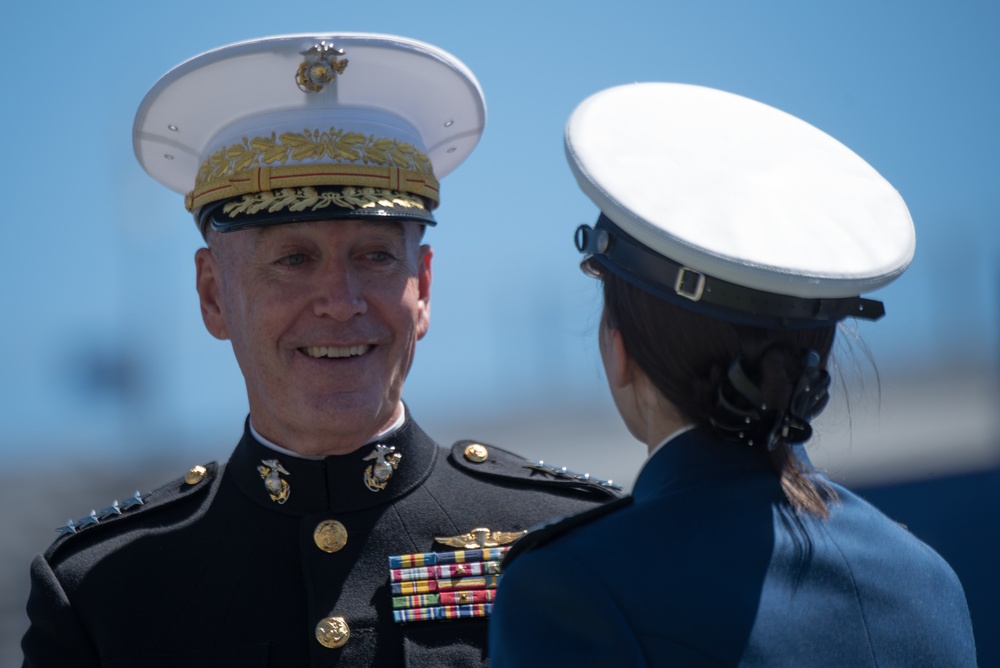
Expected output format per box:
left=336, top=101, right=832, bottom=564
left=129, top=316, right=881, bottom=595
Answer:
left=186, top=164, right=439, bottom=212
left=185, top=128, right=440, bottom=212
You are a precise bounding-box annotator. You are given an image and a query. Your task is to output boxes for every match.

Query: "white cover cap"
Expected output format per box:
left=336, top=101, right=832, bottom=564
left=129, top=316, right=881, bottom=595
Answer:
left=567, top=83, right=915, bottom=309
left=134, top=33, right=486, bottom=230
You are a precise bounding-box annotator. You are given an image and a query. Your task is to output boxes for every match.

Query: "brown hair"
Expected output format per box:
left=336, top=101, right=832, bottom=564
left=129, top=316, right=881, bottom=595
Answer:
left=598, top=263, right=839, bottom=518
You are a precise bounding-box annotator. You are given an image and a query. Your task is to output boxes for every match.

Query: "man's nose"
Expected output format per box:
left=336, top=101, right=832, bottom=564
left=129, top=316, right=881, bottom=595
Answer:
left=311, top=261, right=367, bottom=320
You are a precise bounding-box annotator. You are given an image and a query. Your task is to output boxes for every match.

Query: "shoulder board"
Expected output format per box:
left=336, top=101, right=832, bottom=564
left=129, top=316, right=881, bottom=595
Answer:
left=449, top=440, right=624, bottom=499
left=45, top=461, right=221, bottom=560
left=502, top=495, right=634, bottom=569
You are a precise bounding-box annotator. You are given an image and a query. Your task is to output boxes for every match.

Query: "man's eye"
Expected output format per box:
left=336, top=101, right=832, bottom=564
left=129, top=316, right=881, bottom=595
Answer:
left=278, top=253, right=307, bottom=266
left=365, top=250, right=394, bottom=262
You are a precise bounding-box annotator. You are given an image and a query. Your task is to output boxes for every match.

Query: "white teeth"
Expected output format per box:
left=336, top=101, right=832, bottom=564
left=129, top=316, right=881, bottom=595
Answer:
left=304, top=345, right=370, bottom=359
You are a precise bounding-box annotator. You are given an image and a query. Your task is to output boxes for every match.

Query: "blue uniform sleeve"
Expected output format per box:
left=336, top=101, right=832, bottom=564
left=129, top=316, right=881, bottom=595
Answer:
left=21, top=554, right=99, bottom=668
left=489, top=547, right=649, bottom=668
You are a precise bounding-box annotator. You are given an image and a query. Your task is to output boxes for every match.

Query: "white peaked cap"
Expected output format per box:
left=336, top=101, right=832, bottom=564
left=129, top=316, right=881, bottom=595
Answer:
left=134, top=33, right=486, bottom=231
left=568, top=83, right=915, bottom=326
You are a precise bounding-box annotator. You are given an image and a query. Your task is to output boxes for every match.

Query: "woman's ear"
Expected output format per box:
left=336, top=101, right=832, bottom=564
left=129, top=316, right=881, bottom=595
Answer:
left=600, top=322, right=634, bottom=390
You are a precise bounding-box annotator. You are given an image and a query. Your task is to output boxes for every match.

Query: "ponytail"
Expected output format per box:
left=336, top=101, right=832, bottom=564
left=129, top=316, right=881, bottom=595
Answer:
left=601, top=268, right=839, bottom=518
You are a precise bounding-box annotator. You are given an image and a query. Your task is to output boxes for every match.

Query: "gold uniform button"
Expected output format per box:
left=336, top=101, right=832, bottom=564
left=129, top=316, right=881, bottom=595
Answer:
left=314, top=520, right=348, bottom=553
left=184, top=465, right=207, bottom=485
left=316, top=616, right=350, bottom=649
left=464, top=443, right=488, bottom=463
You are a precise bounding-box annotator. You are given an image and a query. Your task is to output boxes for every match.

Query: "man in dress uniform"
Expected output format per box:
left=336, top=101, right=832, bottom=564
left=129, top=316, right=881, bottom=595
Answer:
left=21, top=34, right=619, bottom=667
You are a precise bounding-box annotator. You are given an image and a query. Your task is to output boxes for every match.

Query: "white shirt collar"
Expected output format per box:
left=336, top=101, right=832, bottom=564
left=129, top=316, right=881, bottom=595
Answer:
left=250, top=403, right=407, bottom=460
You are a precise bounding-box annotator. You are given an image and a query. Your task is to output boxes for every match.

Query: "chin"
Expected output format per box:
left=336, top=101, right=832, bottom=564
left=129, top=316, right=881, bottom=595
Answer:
left=309, top=394, right=397, bottom=428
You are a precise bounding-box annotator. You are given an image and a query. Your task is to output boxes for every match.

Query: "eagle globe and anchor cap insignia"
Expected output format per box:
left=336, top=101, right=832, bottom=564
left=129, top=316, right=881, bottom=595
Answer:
left=258, top=459, right=291, bottom=504
left=295, top=41, right=349, bottom=93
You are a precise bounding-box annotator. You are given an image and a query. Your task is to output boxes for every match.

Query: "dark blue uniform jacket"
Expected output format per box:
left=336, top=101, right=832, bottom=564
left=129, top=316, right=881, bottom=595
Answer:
left=490, top=428, right=977, bottom=667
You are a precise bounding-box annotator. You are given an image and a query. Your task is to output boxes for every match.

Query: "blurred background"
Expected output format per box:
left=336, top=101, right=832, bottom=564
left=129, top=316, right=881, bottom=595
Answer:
left=2, top=1, right=998, bottom=664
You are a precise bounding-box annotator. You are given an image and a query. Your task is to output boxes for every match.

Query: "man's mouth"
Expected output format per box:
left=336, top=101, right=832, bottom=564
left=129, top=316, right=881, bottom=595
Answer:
left=302, top=345, right=371, bottom=359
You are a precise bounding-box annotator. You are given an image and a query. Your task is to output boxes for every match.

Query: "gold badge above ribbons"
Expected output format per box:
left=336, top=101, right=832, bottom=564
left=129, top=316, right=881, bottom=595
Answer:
left=435, top=527, right=527, bottom=550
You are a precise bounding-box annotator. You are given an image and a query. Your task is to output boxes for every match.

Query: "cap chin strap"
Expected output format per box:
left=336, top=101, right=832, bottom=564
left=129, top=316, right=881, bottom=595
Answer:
left=576, top=215, right=885, bottom=328
left=709, top=350, right=831, bottom=451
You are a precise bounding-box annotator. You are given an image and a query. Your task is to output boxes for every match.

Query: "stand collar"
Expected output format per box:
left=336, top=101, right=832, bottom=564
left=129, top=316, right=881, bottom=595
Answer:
left=229, top=413, right=438, bottom=516
left=631, top=427, right=784, bottom=504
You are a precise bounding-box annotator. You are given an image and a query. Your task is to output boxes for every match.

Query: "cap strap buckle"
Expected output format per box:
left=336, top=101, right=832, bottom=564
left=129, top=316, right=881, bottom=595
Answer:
left=674, top=267, right=705, bottom=302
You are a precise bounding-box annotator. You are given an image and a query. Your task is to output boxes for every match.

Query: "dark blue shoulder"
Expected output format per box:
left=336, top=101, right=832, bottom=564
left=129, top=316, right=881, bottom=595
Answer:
left=502, top=495, right=634, bottom=568
left=44, top=461, right=221, bottom=561
left=448, top=439, right=624, bottom=500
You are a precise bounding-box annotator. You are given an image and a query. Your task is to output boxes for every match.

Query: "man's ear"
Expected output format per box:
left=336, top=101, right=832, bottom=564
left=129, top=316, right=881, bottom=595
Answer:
left=194, top=247, right=230, bottom=341
left=415, top=244, right=432, bottom=341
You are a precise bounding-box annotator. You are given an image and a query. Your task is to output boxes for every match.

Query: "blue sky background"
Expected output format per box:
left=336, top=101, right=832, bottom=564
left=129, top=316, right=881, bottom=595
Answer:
left=2, top=1, right=998, bottom=463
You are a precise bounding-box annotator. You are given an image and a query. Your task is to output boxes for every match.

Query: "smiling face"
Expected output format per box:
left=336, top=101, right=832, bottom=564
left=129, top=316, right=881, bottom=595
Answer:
left=195, top=218, right=431, bottom=456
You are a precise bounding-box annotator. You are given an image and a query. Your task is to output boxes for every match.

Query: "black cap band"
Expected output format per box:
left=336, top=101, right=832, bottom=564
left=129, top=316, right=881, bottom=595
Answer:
left=577, top=214, right=884, bottom=329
